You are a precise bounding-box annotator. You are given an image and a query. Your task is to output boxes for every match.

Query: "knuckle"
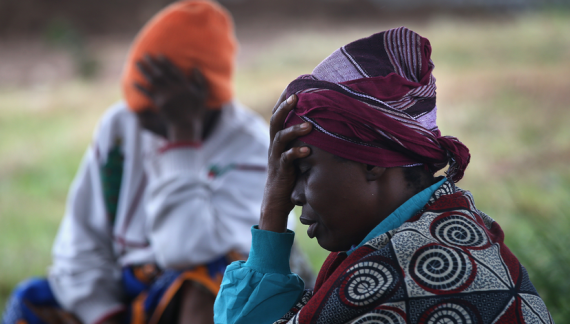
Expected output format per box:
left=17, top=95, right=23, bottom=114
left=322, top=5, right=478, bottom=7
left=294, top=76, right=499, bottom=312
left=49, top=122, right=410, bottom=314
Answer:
left=280, top=152, right=289, bottom=164
left=274, top=131, right=283, bottom=143
left=268, top=149, right=277, bottom=160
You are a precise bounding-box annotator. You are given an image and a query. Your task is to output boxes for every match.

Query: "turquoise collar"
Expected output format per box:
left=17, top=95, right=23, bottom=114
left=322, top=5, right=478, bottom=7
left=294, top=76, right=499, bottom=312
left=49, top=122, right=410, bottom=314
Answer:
left=347, top=177, right=446, bottom=255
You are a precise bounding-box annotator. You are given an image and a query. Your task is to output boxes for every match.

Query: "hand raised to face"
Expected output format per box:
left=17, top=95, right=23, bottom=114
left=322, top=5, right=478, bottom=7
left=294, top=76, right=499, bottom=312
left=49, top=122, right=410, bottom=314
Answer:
left=259, top=91, right=312, bottom=233
left=134, top=54, right=209, bottom=142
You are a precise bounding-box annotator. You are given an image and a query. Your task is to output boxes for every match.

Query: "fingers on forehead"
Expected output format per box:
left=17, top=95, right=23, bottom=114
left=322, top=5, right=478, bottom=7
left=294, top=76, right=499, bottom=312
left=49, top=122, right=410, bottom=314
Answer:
left=138, top=55, right=161, bottom=76
left=271, top=95, right=296, bottom=126
left=158, top=56, right=183, bottom=73
left=136, top=61, right=155, bottom=82
left=192, top=67, right=205, bottom=78
left=133, top=82, right=153, bottom=98
left=157, top=55, right=174, bottom=68
left=272, top=89, right=288, bottom=114
left=143, top=54, right=158, bottom=67
left=272, top=125, right=310, bottom=159
left=275, top=125, right=298, bottom=144
left=281, top=148, right=301, bottom=165
left=157, top=54, right=172, bottom=64
left=191, top=68, right=208, bottom=88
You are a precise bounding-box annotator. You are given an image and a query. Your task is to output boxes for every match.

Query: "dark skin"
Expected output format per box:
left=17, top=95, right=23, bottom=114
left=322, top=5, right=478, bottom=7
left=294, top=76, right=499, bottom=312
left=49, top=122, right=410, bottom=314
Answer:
left=133, top=54, right=219, bottom=324
left=261, top=91, right=430, bottom=252
left=32, top=58, right=219, bottom=324
left=134, top=54, right=221, bottom=142
left=291, top=141, right=418, bottom=251
left=89, top=55, right=219, bottom=324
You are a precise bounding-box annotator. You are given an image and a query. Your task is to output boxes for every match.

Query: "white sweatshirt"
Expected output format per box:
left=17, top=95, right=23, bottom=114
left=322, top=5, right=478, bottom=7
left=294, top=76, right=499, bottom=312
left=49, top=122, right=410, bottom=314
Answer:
left=48, top=101, right=269, bottom=324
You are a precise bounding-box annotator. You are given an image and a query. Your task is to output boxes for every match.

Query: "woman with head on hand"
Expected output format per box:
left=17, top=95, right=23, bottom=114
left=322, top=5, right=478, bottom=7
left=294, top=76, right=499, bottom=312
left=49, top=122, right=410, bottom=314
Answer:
left=214, top=27, right=552, bottom=324
left=2, top=2, right=315, bottom=324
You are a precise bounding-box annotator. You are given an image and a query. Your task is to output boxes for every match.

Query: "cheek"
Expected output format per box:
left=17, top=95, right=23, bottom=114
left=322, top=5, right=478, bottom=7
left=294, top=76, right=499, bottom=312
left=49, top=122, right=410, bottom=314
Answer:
left=315, top=172, right=364, bottom=205
left=305, top=170, right=340, bottom=207
left=314, top=178, right=378, bottom=228
left=305, top=171, right=360, bottom=223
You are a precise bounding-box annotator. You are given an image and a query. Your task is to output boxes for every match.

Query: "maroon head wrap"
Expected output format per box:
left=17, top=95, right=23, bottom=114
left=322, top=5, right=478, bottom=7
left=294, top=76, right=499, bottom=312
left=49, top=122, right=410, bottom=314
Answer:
left=284, top=27, right=470, bottom=182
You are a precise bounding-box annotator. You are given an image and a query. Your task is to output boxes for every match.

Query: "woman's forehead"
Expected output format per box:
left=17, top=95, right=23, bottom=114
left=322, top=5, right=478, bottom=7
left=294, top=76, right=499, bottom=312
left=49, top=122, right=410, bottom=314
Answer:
left=292, top=141, right=353, bottom=166
left=290, top=139, right=309, bottom=148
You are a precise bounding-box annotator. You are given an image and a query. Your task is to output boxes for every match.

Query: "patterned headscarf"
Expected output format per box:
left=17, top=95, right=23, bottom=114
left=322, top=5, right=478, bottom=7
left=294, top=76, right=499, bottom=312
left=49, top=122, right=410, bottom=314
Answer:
left=285, top=27, right=470, bottom=182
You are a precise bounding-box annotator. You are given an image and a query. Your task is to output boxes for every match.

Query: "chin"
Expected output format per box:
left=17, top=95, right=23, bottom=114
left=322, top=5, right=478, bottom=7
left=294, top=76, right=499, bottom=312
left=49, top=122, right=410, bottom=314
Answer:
left=317, top=237, right=352, bottom=253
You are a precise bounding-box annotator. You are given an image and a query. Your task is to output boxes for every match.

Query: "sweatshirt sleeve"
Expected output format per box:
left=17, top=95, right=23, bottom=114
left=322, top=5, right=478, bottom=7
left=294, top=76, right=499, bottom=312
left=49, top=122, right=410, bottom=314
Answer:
left=48, top=111, right=126, bottom=324
left=145, top=142, right=267, bottom=268
left=214, top=226, right=305, bottom=324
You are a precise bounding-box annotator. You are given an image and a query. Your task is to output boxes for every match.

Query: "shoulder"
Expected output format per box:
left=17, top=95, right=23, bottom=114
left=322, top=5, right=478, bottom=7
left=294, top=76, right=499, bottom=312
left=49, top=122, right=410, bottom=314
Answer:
left=365, top=181, right=490, bottom=251
left=423, top=182, right=495, bottom=229
left=91, top=101, right=143, bottom=158
left=97, top=101, right=138, bottom=132
left=382, top=182, right=499, bottom=262
left=223, top=101, right=269, bottom=148
left=211, top=102, right=269, bottom=163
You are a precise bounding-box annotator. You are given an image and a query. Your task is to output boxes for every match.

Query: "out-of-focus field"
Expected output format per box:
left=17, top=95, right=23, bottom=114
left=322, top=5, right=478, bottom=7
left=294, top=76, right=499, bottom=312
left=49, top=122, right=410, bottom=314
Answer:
left=1, top=10, right=569, bottom=321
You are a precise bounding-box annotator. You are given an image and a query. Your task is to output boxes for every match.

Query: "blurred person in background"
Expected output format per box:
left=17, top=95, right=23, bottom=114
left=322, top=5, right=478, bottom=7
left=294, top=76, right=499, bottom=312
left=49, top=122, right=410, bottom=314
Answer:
left=214, top=27, right=552, bottom=324
left=2, top=1, right=313, bottom=324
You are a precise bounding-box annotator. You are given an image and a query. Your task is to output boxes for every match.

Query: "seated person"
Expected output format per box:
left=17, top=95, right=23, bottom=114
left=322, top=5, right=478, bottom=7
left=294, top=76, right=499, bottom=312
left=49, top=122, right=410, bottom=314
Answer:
left=214, top=27, right=553, bottom=324
left=2, top=1, right=312, bottom=324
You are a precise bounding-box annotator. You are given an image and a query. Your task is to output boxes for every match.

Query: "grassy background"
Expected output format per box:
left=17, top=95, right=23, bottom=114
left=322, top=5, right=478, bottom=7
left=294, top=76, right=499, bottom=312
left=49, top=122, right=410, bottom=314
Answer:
left=1, top=11, right=569, bottom=321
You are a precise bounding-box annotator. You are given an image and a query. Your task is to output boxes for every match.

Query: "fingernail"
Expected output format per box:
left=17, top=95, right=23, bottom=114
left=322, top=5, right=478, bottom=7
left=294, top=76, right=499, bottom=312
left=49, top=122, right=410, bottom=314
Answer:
left=287, top=95, right=295, bottom=104
left=300, top=147, right=309, bottom=153
left=300, top=122, right=310, bottom=129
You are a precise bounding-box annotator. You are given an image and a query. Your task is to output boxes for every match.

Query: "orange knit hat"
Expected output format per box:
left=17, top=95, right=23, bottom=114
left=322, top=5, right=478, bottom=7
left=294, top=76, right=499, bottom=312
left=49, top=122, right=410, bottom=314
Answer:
left=121, top=0, right=236, bottom=111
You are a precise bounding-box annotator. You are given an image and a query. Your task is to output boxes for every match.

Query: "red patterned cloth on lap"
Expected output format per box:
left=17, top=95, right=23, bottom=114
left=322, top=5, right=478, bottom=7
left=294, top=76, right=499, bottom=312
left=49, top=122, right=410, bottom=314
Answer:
left=274, top=180, right=553, bottom=324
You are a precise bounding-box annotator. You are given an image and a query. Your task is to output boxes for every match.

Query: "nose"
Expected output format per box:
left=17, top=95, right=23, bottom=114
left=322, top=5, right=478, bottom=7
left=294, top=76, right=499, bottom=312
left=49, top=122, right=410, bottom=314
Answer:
left=290, top=177, right=306, bottom=206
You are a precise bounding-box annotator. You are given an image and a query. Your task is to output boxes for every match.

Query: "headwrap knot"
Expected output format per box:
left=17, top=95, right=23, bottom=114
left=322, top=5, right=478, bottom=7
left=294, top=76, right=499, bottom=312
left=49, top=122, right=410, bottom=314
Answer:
left=438, top=136, right=471, bottom=182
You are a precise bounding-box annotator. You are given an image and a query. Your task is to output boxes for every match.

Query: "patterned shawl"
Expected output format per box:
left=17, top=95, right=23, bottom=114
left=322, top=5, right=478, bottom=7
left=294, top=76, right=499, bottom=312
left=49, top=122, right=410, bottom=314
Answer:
left=275, top=180, right=552, bottom=324
left=285, top=27, right=470, bottom=182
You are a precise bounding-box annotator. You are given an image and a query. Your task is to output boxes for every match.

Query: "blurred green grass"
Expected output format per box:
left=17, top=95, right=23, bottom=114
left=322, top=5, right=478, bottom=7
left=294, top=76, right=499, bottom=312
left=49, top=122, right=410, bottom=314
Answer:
left=1, top=11, right=569, bottom=321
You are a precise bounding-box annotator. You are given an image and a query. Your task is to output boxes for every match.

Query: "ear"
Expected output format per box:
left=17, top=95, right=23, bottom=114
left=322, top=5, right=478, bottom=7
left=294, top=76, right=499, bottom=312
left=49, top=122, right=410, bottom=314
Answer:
left=363, top=164, right=386, bottom=181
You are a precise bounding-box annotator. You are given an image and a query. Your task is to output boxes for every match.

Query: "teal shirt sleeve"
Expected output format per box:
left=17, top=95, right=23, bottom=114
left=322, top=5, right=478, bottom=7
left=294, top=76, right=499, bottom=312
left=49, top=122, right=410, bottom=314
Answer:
left=214, top=226, right=305, bottom=324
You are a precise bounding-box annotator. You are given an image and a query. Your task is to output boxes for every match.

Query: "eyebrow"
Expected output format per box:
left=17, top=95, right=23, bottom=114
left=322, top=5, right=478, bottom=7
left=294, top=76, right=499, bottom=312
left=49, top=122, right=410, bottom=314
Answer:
left=332, top=154, right=351, bottom=164
left=293, top=154, right=311, bottom=168
left=293, top=158, right=305, bottom=167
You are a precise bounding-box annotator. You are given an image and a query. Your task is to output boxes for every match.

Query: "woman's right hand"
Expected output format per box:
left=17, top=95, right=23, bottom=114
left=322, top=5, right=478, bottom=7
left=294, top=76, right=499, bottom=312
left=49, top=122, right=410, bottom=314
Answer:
left=134, top=54, right=209, bottom=142
left=259, top=91, right=312, bottom=233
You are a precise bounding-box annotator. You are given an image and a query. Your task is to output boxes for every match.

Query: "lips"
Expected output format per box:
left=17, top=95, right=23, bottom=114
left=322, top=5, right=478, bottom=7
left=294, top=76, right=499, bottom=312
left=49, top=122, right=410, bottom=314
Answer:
left=299, top=216, right=318, bottom=239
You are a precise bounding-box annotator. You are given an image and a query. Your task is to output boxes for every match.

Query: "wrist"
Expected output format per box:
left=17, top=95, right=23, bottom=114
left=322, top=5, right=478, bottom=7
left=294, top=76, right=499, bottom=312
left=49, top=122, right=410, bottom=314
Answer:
left=246, top=226, right=295, bottom=274
left=167, top=122, right=202, bottom=142
left=259, top=206, right=290, bottom=233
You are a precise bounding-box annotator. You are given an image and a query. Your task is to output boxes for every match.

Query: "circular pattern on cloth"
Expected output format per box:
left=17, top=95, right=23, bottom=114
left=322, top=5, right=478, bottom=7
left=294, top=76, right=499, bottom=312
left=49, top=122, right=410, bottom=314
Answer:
left=409, top=244, right=476, bottom=293
left=339, top=261, right=397, bottom=307
left=419, top=302, right=479, bottom=324
left=352, top=309, right=405, bottom=324
left=431, top=214, right=488, bottom=249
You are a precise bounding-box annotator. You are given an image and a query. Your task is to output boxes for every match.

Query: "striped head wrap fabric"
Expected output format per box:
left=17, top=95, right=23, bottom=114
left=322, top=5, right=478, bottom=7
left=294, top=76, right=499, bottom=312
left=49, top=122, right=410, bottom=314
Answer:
left=284, top=27, right=470, bottom=182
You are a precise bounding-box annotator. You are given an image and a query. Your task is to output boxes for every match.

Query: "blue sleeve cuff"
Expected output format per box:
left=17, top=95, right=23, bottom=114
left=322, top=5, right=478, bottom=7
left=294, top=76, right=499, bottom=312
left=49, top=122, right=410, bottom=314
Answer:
left=244, top=226, right=295, bottom=275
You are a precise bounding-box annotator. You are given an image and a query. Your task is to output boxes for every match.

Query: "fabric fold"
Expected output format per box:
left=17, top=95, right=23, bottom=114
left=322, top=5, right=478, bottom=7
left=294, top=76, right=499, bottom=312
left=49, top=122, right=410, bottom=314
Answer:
left=284, top=26, right=471, bottom=182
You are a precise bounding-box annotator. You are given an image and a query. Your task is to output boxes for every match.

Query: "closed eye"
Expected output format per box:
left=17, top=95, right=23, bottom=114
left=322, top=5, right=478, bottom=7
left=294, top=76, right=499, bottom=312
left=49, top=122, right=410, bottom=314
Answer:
left=298, top=167, right=310, bottom=176
left=294, top=160, right=310, bottom=176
